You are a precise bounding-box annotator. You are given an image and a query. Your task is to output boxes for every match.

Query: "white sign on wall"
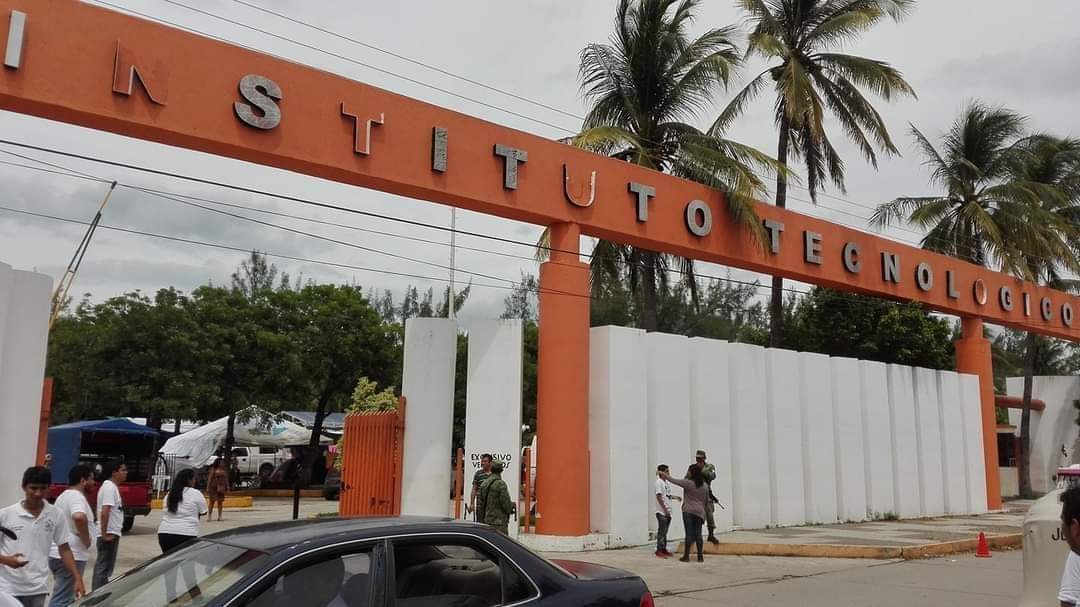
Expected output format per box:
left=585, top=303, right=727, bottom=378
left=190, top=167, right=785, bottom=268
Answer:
left=463, top=320, right=524, bottom=538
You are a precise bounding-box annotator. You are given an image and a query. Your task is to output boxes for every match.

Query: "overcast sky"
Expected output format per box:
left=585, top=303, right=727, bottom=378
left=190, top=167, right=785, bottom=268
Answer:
left=1, top=0, right=1078, bottom=330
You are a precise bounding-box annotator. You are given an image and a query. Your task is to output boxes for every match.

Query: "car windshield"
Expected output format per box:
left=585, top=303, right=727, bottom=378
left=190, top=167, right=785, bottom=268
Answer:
left=76, top=540, right=269, bottom=607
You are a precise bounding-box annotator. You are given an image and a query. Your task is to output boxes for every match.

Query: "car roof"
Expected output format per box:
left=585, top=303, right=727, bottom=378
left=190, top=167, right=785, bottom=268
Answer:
left=202, top=516, right=487, bottom=552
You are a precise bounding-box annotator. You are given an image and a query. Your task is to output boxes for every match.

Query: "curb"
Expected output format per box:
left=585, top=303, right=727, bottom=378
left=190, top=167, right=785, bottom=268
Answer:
left=151, top=495, right=254, bottom=510
left=674, top=533, right=1023, bottom=560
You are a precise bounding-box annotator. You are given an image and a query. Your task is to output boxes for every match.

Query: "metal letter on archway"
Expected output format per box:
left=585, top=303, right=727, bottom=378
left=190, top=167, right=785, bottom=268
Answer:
left=4, top=0, right=1075, bottom=529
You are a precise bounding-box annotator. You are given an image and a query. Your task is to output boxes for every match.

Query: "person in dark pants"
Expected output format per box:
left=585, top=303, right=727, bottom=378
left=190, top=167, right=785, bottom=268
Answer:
left=156, top=469, right=207, bottom=554
left=661, top=464, right=709, bottom=563
left=468, top=454, right=493, bottom=522
left=92, top=463, right=126, bottom=590
left=654, top=465, right=676, bottom=558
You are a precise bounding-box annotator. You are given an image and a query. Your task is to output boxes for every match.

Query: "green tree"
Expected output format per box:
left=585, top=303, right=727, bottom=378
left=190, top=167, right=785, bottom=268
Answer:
left=784, top=288, right=954, bottom=368
left=871, top=102, right=1030, bottom=268
left=562, top=0, right=776, bottom=331
left=347, top=377, right=398, bottom=413
left=723, top=0, right=917, bottom=345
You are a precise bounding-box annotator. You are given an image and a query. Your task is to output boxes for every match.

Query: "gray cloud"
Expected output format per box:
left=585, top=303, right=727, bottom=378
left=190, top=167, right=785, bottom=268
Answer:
left=933, top=38, right=1080, bottom=96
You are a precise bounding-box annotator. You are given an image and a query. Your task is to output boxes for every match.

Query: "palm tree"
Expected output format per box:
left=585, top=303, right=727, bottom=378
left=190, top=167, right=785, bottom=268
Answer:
left=871, top=102, right=1031, bottom=270
left=1003, top=134, right=1080, bottom=497
left=719, top=0, right=917, bottom=345
left=556, top=0, right=778, bottom=331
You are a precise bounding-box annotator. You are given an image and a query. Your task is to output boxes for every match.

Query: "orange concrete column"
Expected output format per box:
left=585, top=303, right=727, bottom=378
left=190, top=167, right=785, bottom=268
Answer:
left=955, top=316, right=1002, bottom=510
left=535, top=222, right=591, bottom=536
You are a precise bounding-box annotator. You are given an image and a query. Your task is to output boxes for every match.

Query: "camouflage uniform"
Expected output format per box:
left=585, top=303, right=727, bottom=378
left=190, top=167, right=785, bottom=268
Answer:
left=699, top=452, right=718, bottom=541
left=477, top=462, right=514, bottom=535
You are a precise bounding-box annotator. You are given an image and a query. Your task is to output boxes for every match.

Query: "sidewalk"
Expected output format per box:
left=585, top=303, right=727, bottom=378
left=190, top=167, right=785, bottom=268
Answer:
left=676, top=501, right=1031, bottom=559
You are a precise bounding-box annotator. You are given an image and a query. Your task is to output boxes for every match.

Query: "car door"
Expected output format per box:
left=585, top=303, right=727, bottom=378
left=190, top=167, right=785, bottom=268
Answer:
left=387, top=533, right=539, bottom=606
left=226, top=540, right=388, bottom=607
left=232, top=447, right=250, bottom=475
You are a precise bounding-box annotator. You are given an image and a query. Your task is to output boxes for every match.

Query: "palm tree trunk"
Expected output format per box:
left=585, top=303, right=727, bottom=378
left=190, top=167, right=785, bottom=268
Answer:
left=640, top=251, right=659, bottom=332
left=1019, top=331, right=1038, bottom=498
left=769, top=120, right=791, bottom=347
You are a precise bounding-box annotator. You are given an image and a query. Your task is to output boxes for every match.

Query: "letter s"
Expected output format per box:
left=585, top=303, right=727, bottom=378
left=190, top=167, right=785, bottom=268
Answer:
left=234, top=74, right=282, bottom=130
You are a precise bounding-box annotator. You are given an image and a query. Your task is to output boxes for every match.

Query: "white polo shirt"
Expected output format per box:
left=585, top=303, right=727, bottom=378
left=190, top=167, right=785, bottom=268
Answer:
left=0, top=501, right=69, bottom=596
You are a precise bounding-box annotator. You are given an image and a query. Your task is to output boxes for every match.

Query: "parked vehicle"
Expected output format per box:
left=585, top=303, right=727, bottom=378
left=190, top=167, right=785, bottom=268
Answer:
left=204, top=446, right=288, bottom=481
left=76, top=517, right=654, bottom=606
left=45, top=419, right=161, bottom=532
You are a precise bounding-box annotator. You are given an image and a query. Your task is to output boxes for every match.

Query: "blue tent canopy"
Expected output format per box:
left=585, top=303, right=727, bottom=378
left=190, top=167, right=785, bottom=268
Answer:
left=46, top=419, right=161, bottom=481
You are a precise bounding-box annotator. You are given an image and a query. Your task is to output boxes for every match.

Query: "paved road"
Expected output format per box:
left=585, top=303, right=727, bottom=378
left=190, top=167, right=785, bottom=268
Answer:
left=88, top=499, right=1023, bottom=605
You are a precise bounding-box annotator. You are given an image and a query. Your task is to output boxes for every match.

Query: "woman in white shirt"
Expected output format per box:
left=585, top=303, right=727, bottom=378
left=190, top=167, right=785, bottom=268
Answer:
left=157, top=469, right=207, bottom=554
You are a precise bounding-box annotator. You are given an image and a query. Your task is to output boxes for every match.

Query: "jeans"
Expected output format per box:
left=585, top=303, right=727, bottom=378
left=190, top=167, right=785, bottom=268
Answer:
left=14, top=595, right=47, bottom=607
left=655, top=513, right=672, bottom=552
left=682, top=512, right=704, bottom=559
left=92, top=536, right=120, bottom=590
left=48, top=558, right=86, bottom=607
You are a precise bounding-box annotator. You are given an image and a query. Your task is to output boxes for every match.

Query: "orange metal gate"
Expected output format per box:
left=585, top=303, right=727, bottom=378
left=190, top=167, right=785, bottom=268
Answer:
left=339, top=397, right=406, bottom=517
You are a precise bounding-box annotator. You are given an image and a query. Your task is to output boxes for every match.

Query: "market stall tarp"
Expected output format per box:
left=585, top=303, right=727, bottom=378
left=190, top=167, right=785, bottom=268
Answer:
left=47, top=419, right=162, bottom=480
left=160, top=408, right=331, bottom=467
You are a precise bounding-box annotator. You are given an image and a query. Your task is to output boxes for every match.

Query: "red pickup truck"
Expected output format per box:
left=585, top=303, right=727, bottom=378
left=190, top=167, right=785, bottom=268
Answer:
left=45, top=419, right=161, bottom=532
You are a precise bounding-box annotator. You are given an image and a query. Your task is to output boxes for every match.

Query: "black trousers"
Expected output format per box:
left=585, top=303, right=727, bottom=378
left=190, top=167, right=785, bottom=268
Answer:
left=158, top=532, right=195, bottom=554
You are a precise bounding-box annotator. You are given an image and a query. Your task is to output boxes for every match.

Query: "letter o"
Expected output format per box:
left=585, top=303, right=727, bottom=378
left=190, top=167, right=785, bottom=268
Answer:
left=1042, top=297, right=1054, bottom=321
left=686, top=200, right=712, bottom=237
left=915, top=263, right=933, bottom=292
left=999, top=286, right=1013, bottom=311
left=973, top=279, right=988, bottom=305
left=1064, top=303, right=1074, bottom=327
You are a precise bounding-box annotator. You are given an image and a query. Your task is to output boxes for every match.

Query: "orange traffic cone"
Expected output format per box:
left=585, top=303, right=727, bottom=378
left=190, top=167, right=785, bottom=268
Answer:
left=975, top=532, right=992, bottom=558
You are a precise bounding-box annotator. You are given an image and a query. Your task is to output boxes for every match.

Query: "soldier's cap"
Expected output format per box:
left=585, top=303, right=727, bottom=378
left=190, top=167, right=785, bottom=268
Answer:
left=490, top=460, right=504, bottom=473
left=696, top=450, right=707, bottom=459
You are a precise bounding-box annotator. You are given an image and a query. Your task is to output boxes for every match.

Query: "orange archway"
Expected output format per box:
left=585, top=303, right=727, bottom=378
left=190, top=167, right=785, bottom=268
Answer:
left=3, top=0, right=1071, bottom=530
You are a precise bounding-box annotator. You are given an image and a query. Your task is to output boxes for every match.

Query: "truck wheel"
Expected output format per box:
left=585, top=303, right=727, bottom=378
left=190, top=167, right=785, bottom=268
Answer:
left=259, top=463, right=274, bottom=479
left=122, top=515, right=135, bottom=533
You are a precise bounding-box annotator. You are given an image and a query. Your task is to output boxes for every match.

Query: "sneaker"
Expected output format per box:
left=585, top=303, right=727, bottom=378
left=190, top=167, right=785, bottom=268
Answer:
left=662, top=550, right=675, bottom=557
left=654, top=550, right=666, bottom=558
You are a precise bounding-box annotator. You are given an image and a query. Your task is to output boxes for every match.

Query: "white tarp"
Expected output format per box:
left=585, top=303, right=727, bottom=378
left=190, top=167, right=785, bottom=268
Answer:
left=160, top=408, right=330, bottom=467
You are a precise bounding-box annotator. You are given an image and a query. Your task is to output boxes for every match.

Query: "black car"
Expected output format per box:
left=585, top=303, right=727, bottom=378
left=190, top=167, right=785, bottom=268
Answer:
left=76, top=516, right=654, bottom=606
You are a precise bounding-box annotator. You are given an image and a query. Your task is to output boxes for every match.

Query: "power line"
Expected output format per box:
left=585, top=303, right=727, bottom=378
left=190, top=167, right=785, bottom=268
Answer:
left=90, top=0, right=578, bottom=136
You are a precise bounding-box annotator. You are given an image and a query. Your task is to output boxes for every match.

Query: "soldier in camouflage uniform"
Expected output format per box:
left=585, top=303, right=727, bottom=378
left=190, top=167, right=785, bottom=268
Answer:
left=697, top=450, right=720, bottom=544
left=476, top=460, right=514, bottom=535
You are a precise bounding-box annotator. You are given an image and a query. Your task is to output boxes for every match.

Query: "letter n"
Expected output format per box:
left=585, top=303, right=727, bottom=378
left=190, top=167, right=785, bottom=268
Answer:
left=112, top=41, right=168, bottom=106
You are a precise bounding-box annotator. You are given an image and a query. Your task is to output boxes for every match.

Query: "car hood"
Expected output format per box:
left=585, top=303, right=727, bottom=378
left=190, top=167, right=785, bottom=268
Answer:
left=549, top=559, right=638, bottom=581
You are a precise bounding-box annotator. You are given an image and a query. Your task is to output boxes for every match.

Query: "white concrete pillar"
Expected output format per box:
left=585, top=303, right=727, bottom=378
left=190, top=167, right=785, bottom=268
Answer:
left=959, top=374, right=988, bottom=513
left=645, top=333, right=691, bottom=540
left=801, top=352, right=838, bottom=524
left=832, top=357, right=867, bottom=522
left=912, top=367, right=945, bottom=517
left=400, top=318, right=457, bottom=517
left=860, top=360, right=894, bottom=518
left=463, top=320, right=523, bottom=535
left=589, top=326, right=648, bottom=546
left=936, top=370, right=969, bottom=515
left=766, top=348, right=805, bottom=527
left=0, top=268, right=52, bottom=505
left=689, top=338, right=733, bottom=533
left=887, top=364, right=921, bottom=519
left=729, top=343, right=771, bottom=529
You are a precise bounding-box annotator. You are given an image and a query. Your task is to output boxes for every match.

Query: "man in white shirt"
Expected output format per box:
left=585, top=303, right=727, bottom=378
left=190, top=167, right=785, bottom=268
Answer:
left=0, top=467, right=84, bottom=607
left=654, top=464, right=675, bottom=558
left=92, top=463, right=126, bottom=591
left=47, top=465, right=96, bottom=607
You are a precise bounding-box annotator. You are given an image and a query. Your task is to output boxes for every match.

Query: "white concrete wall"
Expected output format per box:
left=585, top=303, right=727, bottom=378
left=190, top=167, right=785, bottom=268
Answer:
left=400, top=318, right=457, bottom=517
left=937, top=371, right=969, bottom=514
left=766, top=348, right=805, bottom=527
left=831, top=357, right=867, bottom=522
left=729, top=343, right=771, bottom=529
left=588, top=326, right=649, bottom=546
left=1006, top=376, right=1080, bottom=494
left=0, top=267, right=52, bottom=505
left=860, top=361, right=895, bottom=519
left=912, top=367, right=946, bottom=517
left=689, top=338, right=734, bottom=533
left=801, top=352, right=838, bottom=524
left=887, top=364, right=921, bottom=519
left=584, top=331, right=991, bottom=534
left=645, top=333, right=692, bottom=540
left=463, top=320, right=523, bottom=536
left=959, top=375, right=988, bottom=513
